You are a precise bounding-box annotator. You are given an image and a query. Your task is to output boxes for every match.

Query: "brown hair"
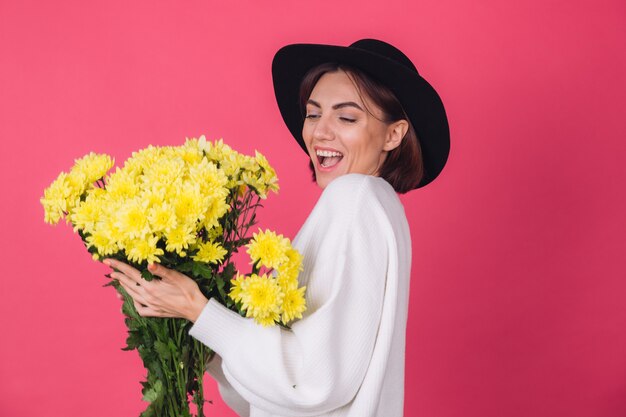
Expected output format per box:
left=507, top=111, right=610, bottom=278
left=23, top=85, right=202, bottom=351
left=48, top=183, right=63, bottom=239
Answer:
left=299, top=63, right=424, bottom=193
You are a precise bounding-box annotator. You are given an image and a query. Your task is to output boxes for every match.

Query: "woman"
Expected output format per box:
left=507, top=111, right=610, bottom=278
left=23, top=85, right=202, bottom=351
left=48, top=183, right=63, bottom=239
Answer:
left=105, top=39, right=449, bottom=417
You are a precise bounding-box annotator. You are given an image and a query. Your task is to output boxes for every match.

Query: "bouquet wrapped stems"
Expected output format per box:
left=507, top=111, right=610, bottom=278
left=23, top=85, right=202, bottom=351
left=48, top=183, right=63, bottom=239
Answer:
left=104, top=245, right=241, bottom=417
left=116, top=285, right=211, bottom=417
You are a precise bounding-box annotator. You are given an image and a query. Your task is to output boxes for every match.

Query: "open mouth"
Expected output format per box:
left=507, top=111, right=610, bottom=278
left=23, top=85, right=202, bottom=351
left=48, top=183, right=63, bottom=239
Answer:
left=316, top=149, right=344, bottom=169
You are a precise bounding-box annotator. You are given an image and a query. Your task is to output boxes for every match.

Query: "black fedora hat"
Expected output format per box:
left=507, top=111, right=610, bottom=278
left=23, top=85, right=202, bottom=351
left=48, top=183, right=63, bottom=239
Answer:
left=271, top=38, right=450, bottom=189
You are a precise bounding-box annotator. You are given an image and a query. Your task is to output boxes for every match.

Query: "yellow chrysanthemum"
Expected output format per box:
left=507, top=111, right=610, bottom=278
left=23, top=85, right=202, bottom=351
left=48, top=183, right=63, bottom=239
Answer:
left=276, top=248, right=303, bottom=286
left=142, top=156, right=185, bottom=187
left=164, top=224, right=197, bottom=255
left=173, top=182, right=206, bottom=224
left=85, top=224, right=120, bottom=256
left=240, top=274, right=283, bottom=327
left=228, top=273, right=248, bottom=303
left=246, top=229, right=290, bottom=269
left=140, top=184, right=167, bottom=209
left=123, top=145, right=162, bottom=176
left=255, top=151, right=279, bottom=194
left=147, top=203, right=177, bottom=234
left=280, top=286, right=307, bottom=324
left=97, top=219, right=127, bottom=250
left=66, top=170, right=89, bottom=199
left=116, top=198, right=151, bottom=239
left=183, top=136, right=201, bottom=149
left=106, top=167, right=140, bottom=199
left=42, top=138, right=300, bottom=329
left=239, top=154, right=260, bottom=173
left=221, top=152, right=258, bottom=179
left=41, top=172, right=72, bottom=224
left=162, top=178, right=183, bottom=204
left=207, top=224, right=224, bottom=241
left=219, top=152, right=243, bottom=180
left=254, top=151, right=271, bottom=171
left=252, top=311, right=281, bottom=327
left=69, top=192, right=104, bottom=232
left=71, top=152, right=114, bottom=184
left=177, top=139, right=204, bottom=165
left=276, top=270, right=299, bottom=292
left=199, top=137, right=235, bottom=162
left=87, top=186, right=107, bottom=200
left=242, top=171, right=268, bottom=199
left=125, top=235, right=164, bottom=264
left=202, top=194, right=230, bottom=230
left=41, top=169, right=88, bottom=218
left=193, top=241, right=227, bottom=264
left=189, top=157, right=229, bottom=196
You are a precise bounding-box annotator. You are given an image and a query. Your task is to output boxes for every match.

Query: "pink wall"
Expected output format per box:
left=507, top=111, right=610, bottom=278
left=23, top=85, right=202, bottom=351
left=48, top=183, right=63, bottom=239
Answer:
left=1, top=1, right=625, bottom=416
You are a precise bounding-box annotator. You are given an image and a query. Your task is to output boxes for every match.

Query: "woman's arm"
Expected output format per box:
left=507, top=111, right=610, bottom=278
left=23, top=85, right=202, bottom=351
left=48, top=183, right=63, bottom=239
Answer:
left=189, top=176, right=397, bottom=416
left=206, top=354, right=251, bottom=417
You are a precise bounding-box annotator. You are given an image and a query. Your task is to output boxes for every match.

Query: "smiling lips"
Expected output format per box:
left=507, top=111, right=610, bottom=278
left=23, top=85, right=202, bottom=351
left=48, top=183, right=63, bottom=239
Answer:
left=316, top=149, right=344, bottom=169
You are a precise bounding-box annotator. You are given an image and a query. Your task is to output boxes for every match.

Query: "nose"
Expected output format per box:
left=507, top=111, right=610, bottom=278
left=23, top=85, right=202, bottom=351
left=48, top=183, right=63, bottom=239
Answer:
left=312, top=116, right=334, bottom=142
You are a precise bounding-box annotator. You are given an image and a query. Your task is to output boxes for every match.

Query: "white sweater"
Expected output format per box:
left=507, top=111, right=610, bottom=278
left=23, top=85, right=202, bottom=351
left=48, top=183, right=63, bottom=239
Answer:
left=189, top=173, right=412, bottom=417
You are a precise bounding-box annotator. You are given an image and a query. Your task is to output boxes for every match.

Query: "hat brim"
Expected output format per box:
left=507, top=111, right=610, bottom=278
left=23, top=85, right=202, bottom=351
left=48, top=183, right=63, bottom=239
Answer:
left=272, top=42, right=450, bottom=189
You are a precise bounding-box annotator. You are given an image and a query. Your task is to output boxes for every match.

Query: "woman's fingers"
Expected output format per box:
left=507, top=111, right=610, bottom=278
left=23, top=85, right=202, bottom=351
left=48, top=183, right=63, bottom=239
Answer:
left=147, top=263, right=177, bottom=281
left=132, top=299, right=159, bottom=317
left=106, top=263, right=184, bottom=319
left=104, top=258, right=141, bottom=282
left=116, top=274, right=150, bottom=306
left=106, top=260, right=204, bottom=321
left=131, top=297, right=179, bottom=318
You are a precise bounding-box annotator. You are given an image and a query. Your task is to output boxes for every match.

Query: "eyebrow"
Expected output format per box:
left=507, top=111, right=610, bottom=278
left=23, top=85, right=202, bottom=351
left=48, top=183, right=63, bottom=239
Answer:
left=306, top=99, right=365, bottom=112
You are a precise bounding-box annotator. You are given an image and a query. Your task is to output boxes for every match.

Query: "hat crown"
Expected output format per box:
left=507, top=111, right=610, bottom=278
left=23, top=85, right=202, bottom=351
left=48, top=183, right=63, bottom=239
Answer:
left=349, top=39, right=418, bottom=75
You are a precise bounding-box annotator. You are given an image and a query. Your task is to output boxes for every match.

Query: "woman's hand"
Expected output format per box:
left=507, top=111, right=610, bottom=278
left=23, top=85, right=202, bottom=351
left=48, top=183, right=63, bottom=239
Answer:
left=104, top=259, right=209, bottom=323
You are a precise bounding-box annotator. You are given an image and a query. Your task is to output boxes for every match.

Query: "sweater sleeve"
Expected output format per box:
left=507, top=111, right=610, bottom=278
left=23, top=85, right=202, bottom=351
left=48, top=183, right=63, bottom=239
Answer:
left=205, top=354, right=251, bottom=417
left=189, top=176, right=392, bottom=416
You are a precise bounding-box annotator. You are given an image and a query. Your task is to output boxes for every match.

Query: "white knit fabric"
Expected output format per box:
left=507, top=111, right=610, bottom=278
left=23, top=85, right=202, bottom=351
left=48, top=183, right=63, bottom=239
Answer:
left=189, top=173, right=412, bottom=417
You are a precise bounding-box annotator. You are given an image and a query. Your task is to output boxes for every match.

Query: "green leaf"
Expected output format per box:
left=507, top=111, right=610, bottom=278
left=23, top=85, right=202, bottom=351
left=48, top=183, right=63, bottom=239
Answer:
left=123, top=330, right=142, bottom=351
left=141, top=269, right=156, bottom=281
left=191, top=261, right=213, bottom=279
left=154, top=341, right=170, bottom=360
left=142, top=379, right=163, bottom=402
left=221, top=262, right=236, bottom=279
left=176, top=261, right=196, bottom=273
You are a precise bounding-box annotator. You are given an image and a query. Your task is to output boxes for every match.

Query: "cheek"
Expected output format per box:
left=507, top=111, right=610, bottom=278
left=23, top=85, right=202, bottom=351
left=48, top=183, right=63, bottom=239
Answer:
left=349, top=130, right=383, bottom=156
left=351, top=133, right=387, bottom=169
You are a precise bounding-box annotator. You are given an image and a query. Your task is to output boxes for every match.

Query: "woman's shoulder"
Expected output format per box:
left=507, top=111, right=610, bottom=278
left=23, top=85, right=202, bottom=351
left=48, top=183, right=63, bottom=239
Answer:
left=297, top=173, right=409, bottom=246
left=323, top=173, right=392, bottom=197
left=315, top=173, right=402, bottom=219
left=321, top=174, right=397, bottom=205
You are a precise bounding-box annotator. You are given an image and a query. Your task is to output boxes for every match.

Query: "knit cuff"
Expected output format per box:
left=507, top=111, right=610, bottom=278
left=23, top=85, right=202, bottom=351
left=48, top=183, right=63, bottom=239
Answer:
left=189, top=298, right=246, bottom=354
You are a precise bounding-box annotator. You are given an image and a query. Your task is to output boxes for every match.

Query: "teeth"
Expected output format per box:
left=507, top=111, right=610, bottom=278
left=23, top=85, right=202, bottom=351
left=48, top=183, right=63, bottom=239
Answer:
left=316, top=150, right=343, bottom=157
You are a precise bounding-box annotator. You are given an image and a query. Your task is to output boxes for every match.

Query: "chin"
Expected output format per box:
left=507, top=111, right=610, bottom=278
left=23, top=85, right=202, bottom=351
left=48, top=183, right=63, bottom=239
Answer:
left=315, top=171, right=344, bottom=189
left=317, top=181, right=329, bottom=189
left=315, top=176, right=330, bottom=189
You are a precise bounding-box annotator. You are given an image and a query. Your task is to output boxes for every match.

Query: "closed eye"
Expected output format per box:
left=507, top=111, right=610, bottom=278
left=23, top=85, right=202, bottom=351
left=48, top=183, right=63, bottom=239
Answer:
left=339, top=116, right=356, bottom=123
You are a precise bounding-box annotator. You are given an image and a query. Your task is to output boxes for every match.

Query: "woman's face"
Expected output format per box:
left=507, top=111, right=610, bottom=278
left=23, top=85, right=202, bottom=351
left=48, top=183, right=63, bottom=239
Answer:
left=302, top=70, right=405, bottom=189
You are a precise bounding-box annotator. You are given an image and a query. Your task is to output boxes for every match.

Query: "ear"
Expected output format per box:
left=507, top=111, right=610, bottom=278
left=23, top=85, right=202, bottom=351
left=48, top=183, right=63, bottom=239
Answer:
left=383, top=120, right=409, bottom=152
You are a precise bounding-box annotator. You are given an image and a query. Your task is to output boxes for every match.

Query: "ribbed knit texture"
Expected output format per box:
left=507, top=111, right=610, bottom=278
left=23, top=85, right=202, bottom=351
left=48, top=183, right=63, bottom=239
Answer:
left=190, top=173, right=412, bottom=417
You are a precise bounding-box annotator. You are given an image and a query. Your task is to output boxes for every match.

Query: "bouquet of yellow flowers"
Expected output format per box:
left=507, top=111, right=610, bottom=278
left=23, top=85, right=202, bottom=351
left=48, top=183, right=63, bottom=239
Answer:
left=41, top=136, right=307, bottom=417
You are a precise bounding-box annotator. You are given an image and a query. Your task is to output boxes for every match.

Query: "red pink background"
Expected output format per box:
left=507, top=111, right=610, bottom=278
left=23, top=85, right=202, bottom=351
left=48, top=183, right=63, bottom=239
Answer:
left=1, top=1, right=625, bottom=416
